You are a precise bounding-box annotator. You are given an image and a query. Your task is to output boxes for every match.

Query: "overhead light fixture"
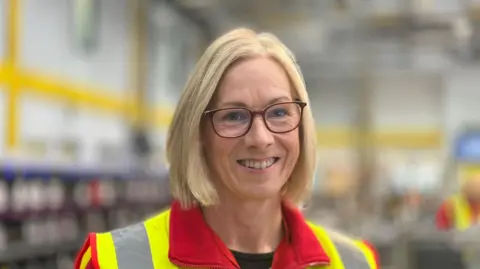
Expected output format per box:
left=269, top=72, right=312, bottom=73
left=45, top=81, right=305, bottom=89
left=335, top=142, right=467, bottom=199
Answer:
left=70, top=0, right=100, bottom=55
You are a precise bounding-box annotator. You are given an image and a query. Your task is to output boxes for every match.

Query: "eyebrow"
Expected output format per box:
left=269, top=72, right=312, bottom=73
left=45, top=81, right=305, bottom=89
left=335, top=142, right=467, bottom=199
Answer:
left=217, top=96, right=293, bottom=109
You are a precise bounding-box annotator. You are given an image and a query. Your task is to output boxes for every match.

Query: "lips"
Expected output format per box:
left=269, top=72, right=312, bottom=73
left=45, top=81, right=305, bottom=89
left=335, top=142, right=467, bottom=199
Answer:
left=237, top=157, right=280, bottom=170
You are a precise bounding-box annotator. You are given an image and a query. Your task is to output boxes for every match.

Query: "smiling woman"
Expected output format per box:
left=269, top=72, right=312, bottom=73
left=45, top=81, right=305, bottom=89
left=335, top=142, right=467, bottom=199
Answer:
left=74, top=28, right=380, bottom=269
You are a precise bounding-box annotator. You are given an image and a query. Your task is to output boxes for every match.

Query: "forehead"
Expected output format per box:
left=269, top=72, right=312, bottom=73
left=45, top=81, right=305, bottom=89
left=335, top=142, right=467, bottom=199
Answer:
left=214, top=56, right=293, bottom=108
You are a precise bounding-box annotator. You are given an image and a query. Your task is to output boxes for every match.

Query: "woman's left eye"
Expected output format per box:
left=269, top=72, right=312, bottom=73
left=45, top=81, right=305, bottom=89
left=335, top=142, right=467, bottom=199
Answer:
left=269, top=109, right=287, bottom=117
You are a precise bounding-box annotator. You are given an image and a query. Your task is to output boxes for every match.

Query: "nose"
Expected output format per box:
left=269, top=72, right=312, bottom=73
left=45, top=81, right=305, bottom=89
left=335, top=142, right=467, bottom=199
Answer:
left=244, top=116, right=274, bottom=148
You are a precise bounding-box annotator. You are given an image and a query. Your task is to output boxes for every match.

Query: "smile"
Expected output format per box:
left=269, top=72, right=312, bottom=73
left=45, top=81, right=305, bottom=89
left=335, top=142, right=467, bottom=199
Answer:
left=237, top=157, right=280, bottom=170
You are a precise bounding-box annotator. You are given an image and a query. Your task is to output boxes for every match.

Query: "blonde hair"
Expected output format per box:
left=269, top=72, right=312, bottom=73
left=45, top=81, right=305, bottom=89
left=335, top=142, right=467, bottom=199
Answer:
left=166, top=28, right=317, bottom=208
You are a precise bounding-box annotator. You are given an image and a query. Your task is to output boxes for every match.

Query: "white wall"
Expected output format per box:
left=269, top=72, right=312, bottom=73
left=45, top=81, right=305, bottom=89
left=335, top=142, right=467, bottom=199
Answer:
left=310, top=73, right=443, bottom=130
left=370, top=72, right=443, bottom=129
left=309, top=78, right=360, bottom=127
left=17, top=94, right=129, bottom=164
left=444, top=68, right=480, bottom=142
left=148, top=1, right=205, bottom=150
left=149, top=1, right=203, bottom=108
left=20, top=0, right=131, bottom=92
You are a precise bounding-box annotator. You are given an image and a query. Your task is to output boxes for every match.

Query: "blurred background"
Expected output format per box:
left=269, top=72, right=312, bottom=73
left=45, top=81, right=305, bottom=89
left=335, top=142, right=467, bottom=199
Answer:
left=2, top=0, right=480, bottom=268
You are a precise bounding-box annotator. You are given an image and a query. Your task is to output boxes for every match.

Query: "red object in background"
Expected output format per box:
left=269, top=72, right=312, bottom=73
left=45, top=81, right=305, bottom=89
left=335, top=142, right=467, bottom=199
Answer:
left=436, top=200, right=453, bottom=230
left=88, top=180, right=101, bottom=207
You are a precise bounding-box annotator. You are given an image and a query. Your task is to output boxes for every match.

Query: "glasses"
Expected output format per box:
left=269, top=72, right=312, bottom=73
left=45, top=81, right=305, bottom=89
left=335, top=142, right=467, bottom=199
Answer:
left=204, top=101, right=307, bottom=138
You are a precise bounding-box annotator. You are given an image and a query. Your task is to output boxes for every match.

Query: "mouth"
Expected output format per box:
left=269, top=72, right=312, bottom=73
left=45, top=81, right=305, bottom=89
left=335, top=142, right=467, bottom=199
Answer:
left=236, top=157, right=280, bottom=170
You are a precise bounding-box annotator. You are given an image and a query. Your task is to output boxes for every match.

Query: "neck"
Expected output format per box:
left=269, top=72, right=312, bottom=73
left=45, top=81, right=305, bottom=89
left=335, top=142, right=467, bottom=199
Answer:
left=203, top=197, right=284, bottom=254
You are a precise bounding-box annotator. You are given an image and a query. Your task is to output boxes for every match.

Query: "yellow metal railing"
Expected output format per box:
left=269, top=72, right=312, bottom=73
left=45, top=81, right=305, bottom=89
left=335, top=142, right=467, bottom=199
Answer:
left=4, top=0, right=20, bottom=150
left=316, top=127, right=443, bottom=149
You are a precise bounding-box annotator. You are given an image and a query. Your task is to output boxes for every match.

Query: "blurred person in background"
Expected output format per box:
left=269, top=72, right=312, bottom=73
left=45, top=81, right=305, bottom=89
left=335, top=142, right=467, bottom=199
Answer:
left=436, top=175, right=480, bottom=269
left=74, top=28, right=379, bottom=269
left=436, top=174, right=480, bottom=230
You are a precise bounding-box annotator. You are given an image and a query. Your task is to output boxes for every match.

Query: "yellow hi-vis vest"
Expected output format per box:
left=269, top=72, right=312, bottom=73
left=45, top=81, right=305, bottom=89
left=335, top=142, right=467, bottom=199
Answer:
left=93, top=210, right=377, bottom=269
left=451, top=195, right=476, bottom=230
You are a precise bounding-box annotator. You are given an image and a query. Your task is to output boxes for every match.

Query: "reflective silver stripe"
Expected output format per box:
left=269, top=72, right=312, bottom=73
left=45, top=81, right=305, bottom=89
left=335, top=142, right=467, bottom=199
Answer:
left=330, top=237, right=370, bottom=269
left=110, top=222, right=155, bottom=269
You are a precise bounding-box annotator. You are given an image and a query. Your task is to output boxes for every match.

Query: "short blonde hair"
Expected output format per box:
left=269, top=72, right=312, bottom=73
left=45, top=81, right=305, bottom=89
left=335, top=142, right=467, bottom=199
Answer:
left=166, top=28, right=317, bottom=208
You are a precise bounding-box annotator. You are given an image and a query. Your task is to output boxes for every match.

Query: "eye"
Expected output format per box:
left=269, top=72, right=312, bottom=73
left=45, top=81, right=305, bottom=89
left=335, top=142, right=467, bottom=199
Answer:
left=220, top=110, right=249, bottom=122
left=268, top=108, right=288, bottom=118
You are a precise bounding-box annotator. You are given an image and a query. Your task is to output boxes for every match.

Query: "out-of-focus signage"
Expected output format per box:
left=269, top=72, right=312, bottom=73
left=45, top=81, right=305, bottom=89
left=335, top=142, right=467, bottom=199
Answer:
left=455, top=130, right=480, bottom=163
left=454, top=129, right=480, bottom=184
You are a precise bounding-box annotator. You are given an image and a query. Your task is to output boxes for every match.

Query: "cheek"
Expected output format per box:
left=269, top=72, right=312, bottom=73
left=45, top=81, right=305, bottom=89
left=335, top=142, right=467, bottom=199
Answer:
left=282, top=132, right=301, bottom=162
left=204, top=126, right=236, bottom=166
left=203, top=125, right=220, bottom=166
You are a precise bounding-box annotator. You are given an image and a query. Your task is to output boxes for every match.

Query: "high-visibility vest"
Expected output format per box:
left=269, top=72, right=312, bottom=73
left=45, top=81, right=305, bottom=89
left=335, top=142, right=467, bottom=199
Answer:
left=450, top=195, right=476, bottom=230
left=93, top=210, right=377, bottom=269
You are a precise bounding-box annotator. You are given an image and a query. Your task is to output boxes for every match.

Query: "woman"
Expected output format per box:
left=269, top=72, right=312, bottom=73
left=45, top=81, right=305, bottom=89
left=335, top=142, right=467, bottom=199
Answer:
left=75, top=28, right=380, bottom=269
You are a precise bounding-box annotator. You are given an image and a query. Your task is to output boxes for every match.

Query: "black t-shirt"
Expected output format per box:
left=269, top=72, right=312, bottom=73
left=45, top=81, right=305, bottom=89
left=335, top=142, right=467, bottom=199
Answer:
left=231, top=250, right=274, bottom=269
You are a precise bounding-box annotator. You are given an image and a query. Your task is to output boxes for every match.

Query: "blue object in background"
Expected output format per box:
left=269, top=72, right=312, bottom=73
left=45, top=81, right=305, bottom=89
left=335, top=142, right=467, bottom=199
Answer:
left=455, top=131, right=480, bottom=163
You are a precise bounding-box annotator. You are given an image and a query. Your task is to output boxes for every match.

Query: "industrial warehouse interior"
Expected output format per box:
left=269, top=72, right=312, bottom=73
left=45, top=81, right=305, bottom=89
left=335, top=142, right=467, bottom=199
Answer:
left=2, top=0, right=480, bottom=268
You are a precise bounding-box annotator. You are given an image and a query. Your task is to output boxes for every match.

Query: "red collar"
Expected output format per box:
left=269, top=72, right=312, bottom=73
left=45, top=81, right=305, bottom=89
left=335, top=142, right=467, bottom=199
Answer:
left=168, top=200, right=331, bottom=269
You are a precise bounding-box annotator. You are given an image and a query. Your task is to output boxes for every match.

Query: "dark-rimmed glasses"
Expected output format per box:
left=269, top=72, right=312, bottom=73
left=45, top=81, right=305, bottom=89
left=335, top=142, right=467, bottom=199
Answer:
left=203, top=101, right=307, bottom=138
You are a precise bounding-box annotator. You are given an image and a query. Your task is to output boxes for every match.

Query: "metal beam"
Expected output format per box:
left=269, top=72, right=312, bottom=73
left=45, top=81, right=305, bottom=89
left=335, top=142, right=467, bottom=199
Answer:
left=4, top=0, right=20, bottom=152
left=242, top=0, right=312, bottom=30
left=162, top=0, right=215, bottom=41
left=130, top=0, right=149, bottom=126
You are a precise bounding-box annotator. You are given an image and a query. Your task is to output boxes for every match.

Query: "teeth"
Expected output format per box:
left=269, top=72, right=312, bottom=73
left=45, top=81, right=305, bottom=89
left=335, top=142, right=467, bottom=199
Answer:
left=239, top=158, right=276, bottom=169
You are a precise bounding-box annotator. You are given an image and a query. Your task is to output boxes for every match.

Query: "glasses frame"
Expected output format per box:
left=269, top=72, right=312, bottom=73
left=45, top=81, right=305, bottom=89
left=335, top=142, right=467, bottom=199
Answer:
left=203, top=101, right=307, bottom=138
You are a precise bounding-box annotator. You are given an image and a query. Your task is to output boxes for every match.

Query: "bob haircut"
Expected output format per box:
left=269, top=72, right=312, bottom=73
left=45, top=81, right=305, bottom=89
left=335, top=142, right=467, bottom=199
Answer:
left=166, top=28, right=317, bottom=209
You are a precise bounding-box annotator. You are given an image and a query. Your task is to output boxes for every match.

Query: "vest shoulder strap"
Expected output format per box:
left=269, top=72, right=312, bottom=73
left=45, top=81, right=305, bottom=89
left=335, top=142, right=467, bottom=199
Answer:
left=328, top=232, right=373, bottom=269
left=450, top=194, right=472, bottom=230
left=95, top=210, right=171, bottom=269
left=307, top=222, right=373, bottom=269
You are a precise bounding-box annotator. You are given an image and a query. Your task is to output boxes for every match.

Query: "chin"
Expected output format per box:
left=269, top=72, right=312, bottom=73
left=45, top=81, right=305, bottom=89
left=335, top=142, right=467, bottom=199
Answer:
left=241, top=186, right=283, bottom=200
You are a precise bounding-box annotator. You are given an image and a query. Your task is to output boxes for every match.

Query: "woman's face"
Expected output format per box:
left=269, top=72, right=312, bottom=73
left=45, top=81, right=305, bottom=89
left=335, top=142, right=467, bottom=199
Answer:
left=203, top=56, right=301, bottom=201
